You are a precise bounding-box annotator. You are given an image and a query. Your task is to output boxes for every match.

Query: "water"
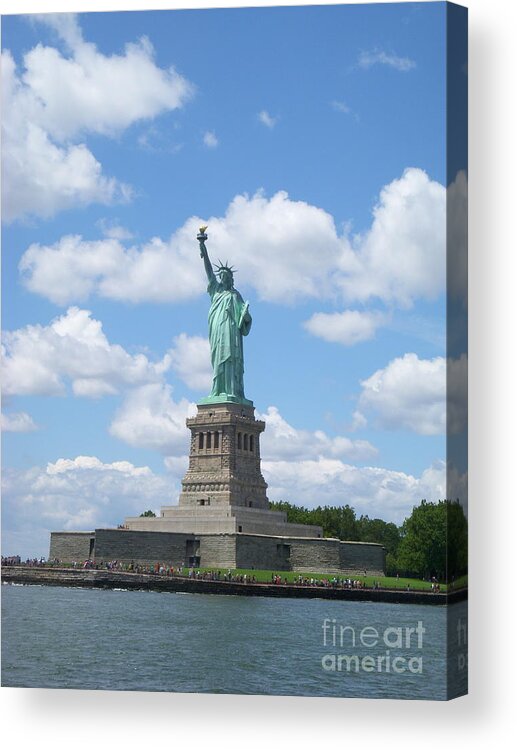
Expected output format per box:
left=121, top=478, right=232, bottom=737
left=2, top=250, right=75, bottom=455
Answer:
left=1, top=584, right=467, bottom=699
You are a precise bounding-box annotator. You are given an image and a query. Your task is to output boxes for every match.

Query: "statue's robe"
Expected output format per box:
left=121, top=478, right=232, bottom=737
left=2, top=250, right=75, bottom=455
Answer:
left=207, top=276, right=251, bottom=399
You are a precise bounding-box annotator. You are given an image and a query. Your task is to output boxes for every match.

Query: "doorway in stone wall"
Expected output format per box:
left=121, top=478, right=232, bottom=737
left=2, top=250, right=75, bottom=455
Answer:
left=185, top=538, right=200, bottom=568
left=276, top=543, right=291, bottom=569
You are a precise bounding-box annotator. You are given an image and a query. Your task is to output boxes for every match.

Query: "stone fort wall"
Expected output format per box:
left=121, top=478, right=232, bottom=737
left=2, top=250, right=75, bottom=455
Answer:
left=49, top=529, right=385, bottom=575
left=93, top=529, right=196, bottom=566
left=50, top=529, right=195, bottom=567
left=199, top=535, right=236, bottom=568
left=50, top=532, right=95, bottom=562
left=236, top=535, right=385, bottom=576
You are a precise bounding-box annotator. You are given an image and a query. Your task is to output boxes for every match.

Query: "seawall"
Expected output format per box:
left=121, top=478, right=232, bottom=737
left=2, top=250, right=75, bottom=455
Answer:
left=1, top=567, right=467, bottom=606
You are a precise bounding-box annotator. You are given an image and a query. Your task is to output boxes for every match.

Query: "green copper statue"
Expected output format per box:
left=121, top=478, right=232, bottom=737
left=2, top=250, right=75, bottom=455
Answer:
left=197, top=227, right=253, bottom=405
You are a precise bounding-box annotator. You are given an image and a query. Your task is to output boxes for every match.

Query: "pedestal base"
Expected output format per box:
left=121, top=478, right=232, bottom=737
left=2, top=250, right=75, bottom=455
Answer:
left=198, top=394, right=254, bottom=407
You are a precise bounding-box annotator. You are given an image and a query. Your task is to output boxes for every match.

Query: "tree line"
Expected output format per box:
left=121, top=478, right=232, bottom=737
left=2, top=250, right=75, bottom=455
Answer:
left=270, top=499, right=468, bottom=581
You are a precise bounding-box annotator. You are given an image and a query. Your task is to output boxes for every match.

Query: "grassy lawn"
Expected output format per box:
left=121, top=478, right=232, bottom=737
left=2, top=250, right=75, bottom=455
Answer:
left=39, top=563, right=467, bottom=592
left=182, top=567, right=468, bottom=592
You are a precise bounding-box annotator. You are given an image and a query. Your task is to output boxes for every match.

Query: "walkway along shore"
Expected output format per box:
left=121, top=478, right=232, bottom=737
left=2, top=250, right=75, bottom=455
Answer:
left=2, top=566, right=467, bottom=606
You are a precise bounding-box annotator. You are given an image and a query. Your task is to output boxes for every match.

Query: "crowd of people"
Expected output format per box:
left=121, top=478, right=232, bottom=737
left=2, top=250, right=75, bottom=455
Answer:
left=2, top=556, right=444, bottom=592
left=188, top=569, right=257, bottom=583
left=64, top=559, right=180, bottom=575
left=2, top=555, right=46, bottom=566
left=290, top=575, right=369, bottom=589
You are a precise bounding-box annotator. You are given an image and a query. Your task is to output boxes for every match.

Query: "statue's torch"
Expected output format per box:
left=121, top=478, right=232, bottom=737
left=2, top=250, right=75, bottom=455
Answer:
left=197, top=225, right=208, bottom=257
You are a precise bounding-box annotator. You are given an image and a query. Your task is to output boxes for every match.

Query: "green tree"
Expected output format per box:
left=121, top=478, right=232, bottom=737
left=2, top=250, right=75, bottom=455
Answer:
left=397, top=500, right=446, bottom=578
left=271, top=498, right=467, bottom=582
left=396, top=500, right=467, bottom=580
left=446, top=500, right=468, bottom=579
left=270, top=501, right=358, bottom=540
left=356, top=516, right=401, bottom=556
left=139, top=510, right=156, bottom=517
left=385, top=552, right=400, bottom=577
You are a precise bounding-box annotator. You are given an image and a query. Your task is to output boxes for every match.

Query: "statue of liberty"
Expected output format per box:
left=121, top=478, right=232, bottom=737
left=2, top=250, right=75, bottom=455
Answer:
left=197, top=227, right=253, bottom=405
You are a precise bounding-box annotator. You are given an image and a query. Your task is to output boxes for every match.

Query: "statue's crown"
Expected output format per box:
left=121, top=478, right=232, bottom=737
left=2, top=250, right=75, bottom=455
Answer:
left=215, top=259, right=237, bottom=276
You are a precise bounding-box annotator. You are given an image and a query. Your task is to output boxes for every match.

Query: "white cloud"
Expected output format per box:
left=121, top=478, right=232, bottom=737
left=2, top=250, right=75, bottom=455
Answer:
left=168, top=333, right=212, bottom=391
left=447, top=354, right=468, bottom=434
left=331, top=100, right=351, bottom=114
left=447, top=170, right=468, bottom=306
left=2, top=455, right=172, bottom=558
left=331, top=101, right=360, bottom=122
left=304, top=310, right=386, bottom=345
left=33, top=13, right=85, bottom=51
left=19, top=191, right=341, bottom=305
left=164, top=455, right=189, bottom=478
left=357, top=351, right=466, bottom=438
left=348, top=410, right=368, bottom=432
left=20, top=235, right=136, bottom=305
left=258, top=110, right=277, bottom=128
left=18, top=169, right=446, bottom=309
left=20, top=15, right=193, bottom=141
left=358, top=353, right=446, bottom=435
left=2, top=102, right=130, bottom=223
left=137, top=124, right=184, bottom=154
left=19, top=229, right=209, bottom=305
left=96, top=218, right=134, bottom=241
left=109, top=383, right=196, bottom=455
left=259, top=406, right=377, bottom=463
left=340, top=167, right=446, bottom=307
left=1, top=411, right=38, bottom=432
left=1, top=307, right=168, bottom=398
left=210, top=190, right=345, bottom=303
left=203, top=130, right=218, bottom=148
left=2, top=15, right=193, bottom=222
left=262, top=457, right=446, bottom=524
left=47, top=455, right=152, bottom=477
left=357, top=49, right=416, bottom=72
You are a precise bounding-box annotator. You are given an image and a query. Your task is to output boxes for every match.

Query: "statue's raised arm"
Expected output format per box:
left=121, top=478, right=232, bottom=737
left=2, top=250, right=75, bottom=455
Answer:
left=197, top=226, right=215, bottom=284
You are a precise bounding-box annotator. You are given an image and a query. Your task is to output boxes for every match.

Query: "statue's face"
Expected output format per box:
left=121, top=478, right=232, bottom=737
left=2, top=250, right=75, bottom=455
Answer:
left=219, top=270, right=233, bottom=290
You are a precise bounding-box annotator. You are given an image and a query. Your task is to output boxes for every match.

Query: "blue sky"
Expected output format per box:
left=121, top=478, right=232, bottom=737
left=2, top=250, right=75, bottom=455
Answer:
left=1, top=4, right=466, bottom=557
